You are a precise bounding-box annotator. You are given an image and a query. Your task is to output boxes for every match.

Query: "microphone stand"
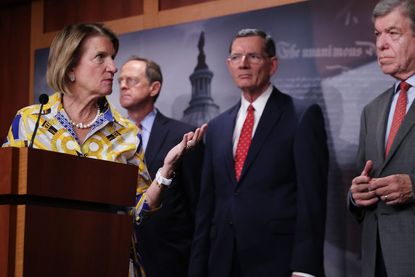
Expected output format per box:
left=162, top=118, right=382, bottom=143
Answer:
left=29, top=94, right=49, bottom=149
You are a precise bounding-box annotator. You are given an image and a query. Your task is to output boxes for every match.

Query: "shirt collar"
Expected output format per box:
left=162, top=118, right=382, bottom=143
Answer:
left=240, top=84, right=273, bottom=113
left=139, top=108, right=157, bottom=132
left=394, top=75, right=415, bottom=94
left=48, top=92, right=117, bottom=124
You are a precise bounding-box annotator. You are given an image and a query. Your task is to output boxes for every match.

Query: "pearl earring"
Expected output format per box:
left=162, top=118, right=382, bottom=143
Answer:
left=69, top=73, right=75, bottom=82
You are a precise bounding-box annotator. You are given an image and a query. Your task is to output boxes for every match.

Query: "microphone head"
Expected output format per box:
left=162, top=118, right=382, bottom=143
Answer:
left=39, top=94, right=49, bottom=105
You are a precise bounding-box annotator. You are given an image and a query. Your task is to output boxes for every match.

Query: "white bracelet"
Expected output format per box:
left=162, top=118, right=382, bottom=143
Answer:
left=155, top=168, right=173, bottom=187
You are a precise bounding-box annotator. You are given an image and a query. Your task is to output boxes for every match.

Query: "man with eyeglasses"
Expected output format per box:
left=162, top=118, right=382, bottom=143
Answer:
left=188, top=29, right=328, bottom=277
left=118, top=56, right=204, bottom=277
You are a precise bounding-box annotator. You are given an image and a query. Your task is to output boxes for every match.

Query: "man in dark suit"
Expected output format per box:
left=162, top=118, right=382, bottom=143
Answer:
left=349, top=1, right=415, bottom=276
left=118, top=56, right=204, bottom=277
left=188, top=29, right=328, bottom=277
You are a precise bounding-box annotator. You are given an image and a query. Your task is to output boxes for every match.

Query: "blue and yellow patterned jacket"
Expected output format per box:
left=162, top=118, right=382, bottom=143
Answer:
left=3, top=92, right=152, bottom=223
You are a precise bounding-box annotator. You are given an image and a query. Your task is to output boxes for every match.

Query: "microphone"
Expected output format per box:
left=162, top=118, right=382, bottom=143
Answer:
left=29, top=94, right=49, bottom=149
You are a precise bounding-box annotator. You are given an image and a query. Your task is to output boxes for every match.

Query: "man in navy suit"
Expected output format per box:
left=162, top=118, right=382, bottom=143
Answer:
left=118, top=56, right=204, bottom=277
left=188, top=29, right=328, bottom=277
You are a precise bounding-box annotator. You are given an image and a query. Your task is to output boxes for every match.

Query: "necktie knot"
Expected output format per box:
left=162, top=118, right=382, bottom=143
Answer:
left=400, top=81, right=411, bottom=93
left=136, top=123, right=143, bottom=133
left=247, top=104, right=255, bottom=113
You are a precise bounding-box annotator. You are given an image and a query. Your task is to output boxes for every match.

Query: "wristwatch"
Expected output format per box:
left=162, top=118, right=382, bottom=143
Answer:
left=155, top=168, right=174, bottom=187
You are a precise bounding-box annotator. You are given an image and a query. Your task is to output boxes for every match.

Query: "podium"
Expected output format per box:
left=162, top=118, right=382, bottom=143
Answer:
left=0, top=147, right=137, bottom=277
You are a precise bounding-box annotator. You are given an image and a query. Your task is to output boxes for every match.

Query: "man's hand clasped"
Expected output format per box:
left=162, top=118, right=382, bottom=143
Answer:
left=351, top=160, right=414, bottom=206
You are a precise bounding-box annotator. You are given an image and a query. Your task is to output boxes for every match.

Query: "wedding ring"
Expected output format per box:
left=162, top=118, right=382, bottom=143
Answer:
left=186, top=141, right=193, bottom=149
left=384, top=195, right=388, bottom=201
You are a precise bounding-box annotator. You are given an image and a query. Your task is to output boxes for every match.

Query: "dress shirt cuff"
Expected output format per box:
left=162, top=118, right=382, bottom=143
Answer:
left=293, top=272, right=314, bottom=277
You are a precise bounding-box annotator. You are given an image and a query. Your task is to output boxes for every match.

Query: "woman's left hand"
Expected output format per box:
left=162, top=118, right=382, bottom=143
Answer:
left=161, top=123, right=207, bottom=178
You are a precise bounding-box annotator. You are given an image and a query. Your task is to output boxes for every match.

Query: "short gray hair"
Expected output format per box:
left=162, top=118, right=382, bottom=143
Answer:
left=373, top=0, right=415, bottom=34
left=228, top=28, right=276, bottom=58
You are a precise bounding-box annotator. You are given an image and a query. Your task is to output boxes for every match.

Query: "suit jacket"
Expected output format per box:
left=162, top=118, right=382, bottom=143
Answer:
left=350, top=86, right=415, bottom=277
left=136, top=111, right=204, bottom=277
left=188, top=87, right=328, bottom=277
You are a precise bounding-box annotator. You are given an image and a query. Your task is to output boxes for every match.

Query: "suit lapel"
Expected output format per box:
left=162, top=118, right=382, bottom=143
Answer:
left=238, top=88, right=284, bottom=183
left=376, top=88, right=393, bottom=164
left=223, top=103, right=240, bottom=185
left=145, top=112, right=169, bottom=174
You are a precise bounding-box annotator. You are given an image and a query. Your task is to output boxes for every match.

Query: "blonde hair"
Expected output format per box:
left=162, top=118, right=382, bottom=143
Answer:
left=46, top=23, right=119, bottom=95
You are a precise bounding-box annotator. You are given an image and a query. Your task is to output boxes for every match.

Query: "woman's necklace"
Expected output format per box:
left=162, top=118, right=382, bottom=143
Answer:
left=69, top=107, right=100, bottom=129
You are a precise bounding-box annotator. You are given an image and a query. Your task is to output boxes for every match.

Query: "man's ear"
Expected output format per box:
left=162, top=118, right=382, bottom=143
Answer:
left=150, top=81, right=161, bottom=98
left=270, top=56, right=278, bottom=76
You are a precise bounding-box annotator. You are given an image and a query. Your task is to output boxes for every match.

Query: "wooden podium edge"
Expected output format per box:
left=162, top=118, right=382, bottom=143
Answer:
left=18, top=149, right=28, bottom=195
left=14, top=206, right=25, bottom=277
left=15, top=149, right=28, bottom=277
left=1, top=147, right=135, bottom=276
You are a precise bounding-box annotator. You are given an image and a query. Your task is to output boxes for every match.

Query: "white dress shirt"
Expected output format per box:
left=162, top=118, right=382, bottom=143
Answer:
left=232, top=84, right=273, bottom=155
left=128, top=108, right=157, bottom=153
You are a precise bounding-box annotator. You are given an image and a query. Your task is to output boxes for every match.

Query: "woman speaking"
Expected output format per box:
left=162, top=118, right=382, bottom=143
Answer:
left=2, top=23, right=205, bottom=276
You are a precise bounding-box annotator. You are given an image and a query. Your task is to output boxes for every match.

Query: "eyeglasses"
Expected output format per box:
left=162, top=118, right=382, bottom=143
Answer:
left=228, top=53, right=270, bottom=65
left=118, top=77, right=139, bottom=88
